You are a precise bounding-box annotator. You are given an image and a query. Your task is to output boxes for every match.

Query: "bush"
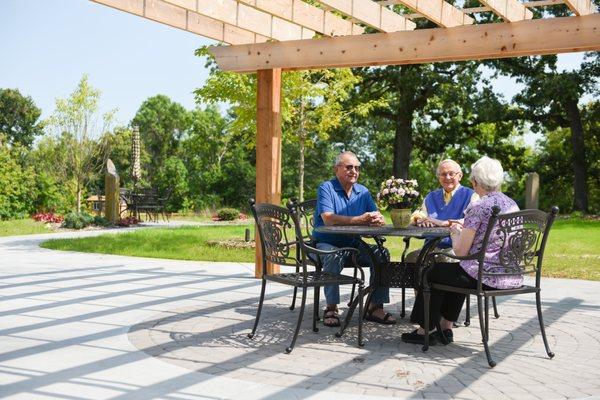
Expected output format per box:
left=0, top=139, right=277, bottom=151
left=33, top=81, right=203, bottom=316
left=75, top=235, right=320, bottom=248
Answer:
left=62, top=212, right=94, bottom=230
left=33, top=212, right=63, bottom=224
left=93, top=215, right=110, bottom=227
left=217, top=208, right=240, bottom=221
left=116, top=216, right=140, bottom=227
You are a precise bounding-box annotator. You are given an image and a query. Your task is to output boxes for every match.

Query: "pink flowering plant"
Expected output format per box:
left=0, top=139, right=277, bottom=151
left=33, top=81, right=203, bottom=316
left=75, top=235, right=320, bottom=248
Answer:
left=376, top=177, right=420, bottom=210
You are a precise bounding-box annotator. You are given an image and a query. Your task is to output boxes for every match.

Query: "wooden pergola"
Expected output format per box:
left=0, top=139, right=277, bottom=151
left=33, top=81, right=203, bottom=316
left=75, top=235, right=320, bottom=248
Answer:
left=91, top=0, right=599, bottom=276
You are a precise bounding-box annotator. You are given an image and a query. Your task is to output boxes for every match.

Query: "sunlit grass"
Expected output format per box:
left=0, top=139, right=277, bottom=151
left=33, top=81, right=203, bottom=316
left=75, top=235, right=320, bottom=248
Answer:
left=41, top=225, right=254, bottom=262
left=40, top=219, right=600, bottom=280
left=0, top=219, right=53, bottom=237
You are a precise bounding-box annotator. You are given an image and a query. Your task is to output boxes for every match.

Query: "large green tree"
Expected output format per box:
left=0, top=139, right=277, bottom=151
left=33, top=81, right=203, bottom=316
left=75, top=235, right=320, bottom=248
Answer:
left=490, top=53, right=599, bottom=212
left=131, top=95, right=191, bottom=182
left=0, top=88, right=44, bottom=148
left=47, top=75, right=115, bottom=212
left=195, top=49, right=378, bottom=200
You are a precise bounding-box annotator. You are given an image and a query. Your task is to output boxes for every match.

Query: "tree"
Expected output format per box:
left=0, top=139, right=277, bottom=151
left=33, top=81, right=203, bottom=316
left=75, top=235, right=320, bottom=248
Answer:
left=0, top=140, right=36, bottom=219
left=490, top=53, right=599, bottom=212
left=131, top=95, right=190, bottom=182
left=47, top=75, right=115, bottom=212
left=195, top=48, right=378, bottom=200
left=0, top=88, right=44, bottom=148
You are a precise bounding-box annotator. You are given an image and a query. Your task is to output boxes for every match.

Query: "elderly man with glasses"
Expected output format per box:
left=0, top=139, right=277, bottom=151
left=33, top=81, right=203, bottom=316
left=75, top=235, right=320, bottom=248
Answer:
left=405, top=159, right=478, bottom=263
left=313, top=151, right=396, bottom=328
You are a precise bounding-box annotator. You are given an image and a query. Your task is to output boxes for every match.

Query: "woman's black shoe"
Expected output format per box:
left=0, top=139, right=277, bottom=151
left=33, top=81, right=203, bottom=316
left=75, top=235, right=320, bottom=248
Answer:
left=401, top=329, right=438, bottom=345
left=436, top=329, right=454, bottom=344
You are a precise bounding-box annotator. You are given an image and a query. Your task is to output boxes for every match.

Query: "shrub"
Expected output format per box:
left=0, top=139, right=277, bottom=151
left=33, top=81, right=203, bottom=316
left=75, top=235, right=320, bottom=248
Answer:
left=93, top=215, right=110, bottom=227
left=33, top=212, right=64, bottom=224
left=116, top=216, right=140, bottom=227
left=217, top=208, right=240, bottom=221
left=62, top=212, right=94, bottom=230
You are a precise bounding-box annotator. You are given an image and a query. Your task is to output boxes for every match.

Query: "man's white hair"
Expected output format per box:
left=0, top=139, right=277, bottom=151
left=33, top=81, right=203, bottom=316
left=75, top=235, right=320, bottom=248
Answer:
left=470, top=156, right=504, bottom=192
left=334, top=151, right=360, bottom=167
left=436, top=159, right=462, bottom=175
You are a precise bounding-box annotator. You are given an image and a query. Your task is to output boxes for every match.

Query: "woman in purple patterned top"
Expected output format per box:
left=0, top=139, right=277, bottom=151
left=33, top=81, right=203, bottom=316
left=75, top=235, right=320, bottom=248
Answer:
left=402, top=156, right=519, bottom=346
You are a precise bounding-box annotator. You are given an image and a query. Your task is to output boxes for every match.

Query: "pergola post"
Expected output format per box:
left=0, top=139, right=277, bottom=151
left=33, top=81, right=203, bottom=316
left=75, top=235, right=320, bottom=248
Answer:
left=254, top=68, right=282, bottom=278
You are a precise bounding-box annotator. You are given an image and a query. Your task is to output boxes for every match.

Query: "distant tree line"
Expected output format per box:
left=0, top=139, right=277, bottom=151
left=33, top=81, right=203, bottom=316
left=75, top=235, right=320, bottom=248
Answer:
left=0, top=50, right=598, bottom=220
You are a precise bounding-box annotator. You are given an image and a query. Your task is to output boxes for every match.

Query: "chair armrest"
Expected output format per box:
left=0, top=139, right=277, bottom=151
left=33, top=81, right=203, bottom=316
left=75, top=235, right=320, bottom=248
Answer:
left=301, top=243, right=359, bottom=257
left=426, top=251, right=479, bottom=262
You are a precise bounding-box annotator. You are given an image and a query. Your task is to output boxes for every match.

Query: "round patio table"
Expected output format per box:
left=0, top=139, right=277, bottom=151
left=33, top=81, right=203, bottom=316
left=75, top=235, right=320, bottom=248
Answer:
left=314, top=224, right=450, bottom=325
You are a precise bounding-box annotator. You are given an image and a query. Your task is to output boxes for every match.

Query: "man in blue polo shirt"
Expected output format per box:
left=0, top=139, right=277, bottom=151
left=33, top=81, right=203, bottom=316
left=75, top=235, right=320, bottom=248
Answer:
left=314, top=151, right=395, bottom=327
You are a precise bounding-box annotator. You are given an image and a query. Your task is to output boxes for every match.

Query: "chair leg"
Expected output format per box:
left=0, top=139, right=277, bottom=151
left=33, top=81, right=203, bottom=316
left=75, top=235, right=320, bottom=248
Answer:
left=347, top=267, right=357, bottom=307
left=492, top=296, right=500, bottom=318
left=358, top=283, right=365, bottom=347
left=248, top=278, right=267, bottom=339
left=536, top=291, right=555, bottom=358
left=477, top=295, right=496, bottom=367
left=484, top=296, right=490, bottom=340
left=464, top=295, right=471, bottom=326
left=362, top=288, right=373, bottom=320
left=401, top=287, right=406, bottom=318
left=422, top=287, right=431, bottom=352
left=290, top=266, right=299, bottom=311
left=286, top=286, right=307, bottom=354
left=312, top=286, right=319, bottom=333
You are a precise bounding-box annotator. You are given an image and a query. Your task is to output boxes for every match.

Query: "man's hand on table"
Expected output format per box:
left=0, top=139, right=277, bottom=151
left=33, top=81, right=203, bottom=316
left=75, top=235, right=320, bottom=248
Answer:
left=360, top=211, right=385, bottom=226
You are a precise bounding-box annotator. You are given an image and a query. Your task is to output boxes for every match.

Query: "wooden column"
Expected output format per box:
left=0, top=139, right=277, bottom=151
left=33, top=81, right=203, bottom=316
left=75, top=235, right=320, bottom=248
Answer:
left=255, top=69, right=282, bottom=278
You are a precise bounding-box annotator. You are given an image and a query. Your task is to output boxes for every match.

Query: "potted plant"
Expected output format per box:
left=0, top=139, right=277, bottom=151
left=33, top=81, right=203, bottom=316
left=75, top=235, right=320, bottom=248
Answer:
left=376, top=177, right=420, bottom=228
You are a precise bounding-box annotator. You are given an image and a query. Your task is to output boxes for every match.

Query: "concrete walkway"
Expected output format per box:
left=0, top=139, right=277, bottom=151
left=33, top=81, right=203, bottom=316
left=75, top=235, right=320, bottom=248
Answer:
left=1, top=228, right=600, bottom=399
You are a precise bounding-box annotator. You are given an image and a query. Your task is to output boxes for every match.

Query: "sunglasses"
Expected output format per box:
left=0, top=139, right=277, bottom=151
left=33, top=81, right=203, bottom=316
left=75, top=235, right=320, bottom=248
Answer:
left=338, top=164, right=361, bottom=172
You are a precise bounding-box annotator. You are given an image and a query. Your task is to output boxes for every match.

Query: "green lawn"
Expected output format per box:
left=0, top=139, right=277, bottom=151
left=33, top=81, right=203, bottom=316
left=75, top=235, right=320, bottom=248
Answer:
left=41, top=225, right=255, bottom=262
left=0, top=219, right=53, bottom=237
left=40, top=219, right=600, bottom=280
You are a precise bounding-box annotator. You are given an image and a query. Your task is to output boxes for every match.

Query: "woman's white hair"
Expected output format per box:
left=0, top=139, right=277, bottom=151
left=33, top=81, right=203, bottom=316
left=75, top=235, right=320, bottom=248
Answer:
left=470, top=156, right=504, bottom=192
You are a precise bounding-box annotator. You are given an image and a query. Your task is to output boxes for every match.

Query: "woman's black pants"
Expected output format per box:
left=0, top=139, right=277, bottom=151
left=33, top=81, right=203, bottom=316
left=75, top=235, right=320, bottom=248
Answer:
left=410, top=262, right=480, bottom=329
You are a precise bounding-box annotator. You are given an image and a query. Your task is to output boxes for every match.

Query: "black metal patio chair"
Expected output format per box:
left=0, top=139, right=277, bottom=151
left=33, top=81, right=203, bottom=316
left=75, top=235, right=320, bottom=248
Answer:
left=421, top=206, right=559, bottom=367
left=289, top=198, right=364, bottom=320
left=288, top=198, right=317, bottom=312
left=248, top=199, right=365, bottom=353
left=134, top=188, right=160, bottom=222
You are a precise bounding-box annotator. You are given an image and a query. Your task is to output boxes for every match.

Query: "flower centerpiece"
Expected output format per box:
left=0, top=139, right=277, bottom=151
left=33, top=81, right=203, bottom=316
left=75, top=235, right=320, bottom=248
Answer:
left=376, top=177, right=420, bottom=228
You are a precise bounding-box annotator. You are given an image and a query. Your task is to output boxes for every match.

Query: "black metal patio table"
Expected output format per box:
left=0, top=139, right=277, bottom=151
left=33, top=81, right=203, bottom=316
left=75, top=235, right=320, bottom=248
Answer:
left=313, top=224, right=450, bottom=321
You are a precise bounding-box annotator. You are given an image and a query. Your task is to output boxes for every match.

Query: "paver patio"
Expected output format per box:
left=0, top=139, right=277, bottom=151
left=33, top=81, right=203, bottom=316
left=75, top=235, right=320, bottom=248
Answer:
left=1, top=229, right=600, bottom=399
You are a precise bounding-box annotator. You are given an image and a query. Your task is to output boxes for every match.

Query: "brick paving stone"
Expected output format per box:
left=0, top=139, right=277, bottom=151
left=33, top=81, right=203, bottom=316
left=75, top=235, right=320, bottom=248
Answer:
left=2, top=231, right=600, bottom=400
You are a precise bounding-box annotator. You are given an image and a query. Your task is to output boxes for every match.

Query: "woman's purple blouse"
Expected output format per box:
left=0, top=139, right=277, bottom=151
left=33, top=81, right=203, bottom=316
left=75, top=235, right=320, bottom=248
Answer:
left=460, top=191, right=521, bottom=289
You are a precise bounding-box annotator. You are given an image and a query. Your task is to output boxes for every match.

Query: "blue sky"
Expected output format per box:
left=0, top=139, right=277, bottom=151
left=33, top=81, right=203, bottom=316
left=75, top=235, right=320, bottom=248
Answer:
left=1, top=0, right=215, bottom=127
left=0, top=0, right=589, bottom=129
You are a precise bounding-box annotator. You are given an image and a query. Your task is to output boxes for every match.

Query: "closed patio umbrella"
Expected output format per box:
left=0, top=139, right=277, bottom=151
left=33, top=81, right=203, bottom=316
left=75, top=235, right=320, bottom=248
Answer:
left=131, top=125, right=141, bottom=187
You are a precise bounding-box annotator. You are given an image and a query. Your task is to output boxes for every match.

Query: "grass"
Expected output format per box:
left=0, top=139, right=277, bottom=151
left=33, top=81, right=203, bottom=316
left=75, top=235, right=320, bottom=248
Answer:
left=0, top=219, right=53, bottom=237
left=40, top=218, right=600, bottom=280
left=41, top=225, right=255, bottom=263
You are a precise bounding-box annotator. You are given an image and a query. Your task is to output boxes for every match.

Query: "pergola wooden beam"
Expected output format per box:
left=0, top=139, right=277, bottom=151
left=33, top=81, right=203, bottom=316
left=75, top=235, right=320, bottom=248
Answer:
left=316, top=0, right=416, bottom=32
left=209, top=14, right=600, bottom=72
left=91, top=0, right=269, bottom=44
left=162, top=0, right=316, bottom=42
left=238, top=0, right=365, bottom=36
left=563, top=0, right=594, bottom=15
left=478, top=0, right=533, bottom=21
left=378, top=0, right=473, bottom=27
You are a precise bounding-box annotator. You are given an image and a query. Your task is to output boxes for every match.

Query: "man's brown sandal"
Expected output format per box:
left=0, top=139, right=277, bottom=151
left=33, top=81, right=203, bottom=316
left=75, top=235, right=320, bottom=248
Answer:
left=366, top=307, right=396, bottom=325
left=323, top=308, right=341, bottom=327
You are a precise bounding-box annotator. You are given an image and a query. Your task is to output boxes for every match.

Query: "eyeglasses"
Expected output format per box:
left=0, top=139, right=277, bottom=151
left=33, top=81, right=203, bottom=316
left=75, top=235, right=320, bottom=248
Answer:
left=438, top=171, right=460, bottom=178
left=338, top=164, right=361, bottom=172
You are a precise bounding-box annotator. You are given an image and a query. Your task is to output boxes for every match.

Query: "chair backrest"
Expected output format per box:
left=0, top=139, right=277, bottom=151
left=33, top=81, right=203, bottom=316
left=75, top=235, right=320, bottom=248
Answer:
left=249, top=199, right=301, bottom=274
left=135, top=188, right=159, bottom=207
left=293, top=199, right=317, bottom=242
left=476, top=206, right=559, bottom=284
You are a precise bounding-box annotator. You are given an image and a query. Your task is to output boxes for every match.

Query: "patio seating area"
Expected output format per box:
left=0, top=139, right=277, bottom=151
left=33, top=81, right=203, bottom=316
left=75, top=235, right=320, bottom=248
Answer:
left=2, top=230, right=600, bottom=399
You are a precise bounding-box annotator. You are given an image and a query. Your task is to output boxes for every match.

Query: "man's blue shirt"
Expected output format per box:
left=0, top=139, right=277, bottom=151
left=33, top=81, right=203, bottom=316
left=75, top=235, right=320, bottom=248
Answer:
left=313, top=178, right=377, bottom=247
